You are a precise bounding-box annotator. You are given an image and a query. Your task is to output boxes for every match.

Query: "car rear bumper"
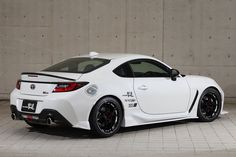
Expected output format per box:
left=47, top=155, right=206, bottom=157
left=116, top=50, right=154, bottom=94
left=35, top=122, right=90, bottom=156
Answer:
left=10, top=105, right=72, bottom=126
left=10, top=89, right=93, bottom=130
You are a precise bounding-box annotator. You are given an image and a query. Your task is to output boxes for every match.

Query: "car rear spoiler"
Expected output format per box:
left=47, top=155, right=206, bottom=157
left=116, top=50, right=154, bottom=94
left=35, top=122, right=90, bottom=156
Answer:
left=21, top=72, right=76, bottom=81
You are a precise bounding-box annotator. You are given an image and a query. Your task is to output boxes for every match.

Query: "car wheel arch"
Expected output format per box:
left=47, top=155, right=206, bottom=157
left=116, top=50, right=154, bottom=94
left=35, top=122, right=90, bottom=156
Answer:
left=206, top=86, right=222, bottom=99
left=88, top=95, right=124, bottom=123
left=197, top=86, right=222, bottom=107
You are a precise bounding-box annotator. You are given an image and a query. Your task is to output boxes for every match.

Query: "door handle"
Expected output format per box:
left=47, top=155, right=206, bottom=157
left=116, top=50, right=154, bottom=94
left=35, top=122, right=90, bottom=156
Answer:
left=138, top=85, right=148, bottom=90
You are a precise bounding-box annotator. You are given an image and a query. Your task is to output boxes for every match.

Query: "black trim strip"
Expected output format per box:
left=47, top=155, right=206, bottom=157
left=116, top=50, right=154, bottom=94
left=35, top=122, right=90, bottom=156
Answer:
left=20, top=80, right=89, bottom=86
left=20, top=80, right=60, bottom=84
left=21, top=72, right=76, bottom=81
left=189, top=90, right=199, bottom=113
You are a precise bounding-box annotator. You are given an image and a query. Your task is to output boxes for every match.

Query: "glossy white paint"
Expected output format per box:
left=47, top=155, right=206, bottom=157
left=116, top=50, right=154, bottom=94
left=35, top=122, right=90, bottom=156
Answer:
left=134, top=76, right=190, bottom=115
left=10, top=53, right=225, bottom=130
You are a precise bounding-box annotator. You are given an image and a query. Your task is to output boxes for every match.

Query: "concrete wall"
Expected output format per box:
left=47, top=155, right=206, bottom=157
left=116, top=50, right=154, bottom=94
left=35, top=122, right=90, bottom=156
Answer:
left=0, top=0, right=236, bottom=100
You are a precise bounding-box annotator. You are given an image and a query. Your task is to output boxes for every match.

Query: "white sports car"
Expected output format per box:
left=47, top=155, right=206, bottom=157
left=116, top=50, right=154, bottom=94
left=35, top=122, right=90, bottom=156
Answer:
left=10, top=52, right=224, bottom=137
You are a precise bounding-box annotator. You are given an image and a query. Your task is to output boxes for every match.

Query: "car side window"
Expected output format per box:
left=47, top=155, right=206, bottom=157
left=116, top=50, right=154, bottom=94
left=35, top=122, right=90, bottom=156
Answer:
left=129, top=59, right=170, bottom=77
left=113, top=63, right=133, bottom=77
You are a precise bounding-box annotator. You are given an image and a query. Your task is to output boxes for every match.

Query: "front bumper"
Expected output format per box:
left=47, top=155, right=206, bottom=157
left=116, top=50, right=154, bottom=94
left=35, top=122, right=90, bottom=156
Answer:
left=10, top=105, right=72, bottom=126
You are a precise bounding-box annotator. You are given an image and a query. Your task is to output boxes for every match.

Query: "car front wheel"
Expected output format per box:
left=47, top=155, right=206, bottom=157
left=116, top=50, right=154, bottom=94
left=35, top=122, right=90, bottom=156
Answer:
left=197, top=88, right=222, bottom=122
left=89, top=97, right=123, bottom=137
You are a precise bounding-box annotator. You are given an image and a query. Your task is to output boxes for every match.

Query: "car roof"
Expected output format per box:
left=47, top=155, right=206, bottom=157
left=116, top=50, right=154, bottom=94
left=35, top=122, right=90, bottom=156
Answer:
left=71, top=52, right=172, bottom=70
left=74, top=52, right=153, bottom=60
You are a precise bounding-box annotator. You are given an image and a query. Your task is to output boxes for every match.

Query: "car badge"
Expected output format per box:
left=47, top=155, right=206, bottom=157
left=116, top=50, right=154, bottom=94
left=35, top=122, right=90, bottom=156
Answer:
left=27, top=103, right=35, bottom=110
left=30, top=84, right=36, bottom=90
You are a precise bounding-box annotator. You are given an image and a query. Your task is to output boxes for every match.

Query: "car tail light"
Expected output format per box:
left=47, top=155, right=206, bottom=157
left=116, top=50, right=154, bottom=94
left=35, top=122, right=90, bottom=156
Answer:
left=16, top=79, right=21, bottom=90
left=53, top=82, right=89, bottom=93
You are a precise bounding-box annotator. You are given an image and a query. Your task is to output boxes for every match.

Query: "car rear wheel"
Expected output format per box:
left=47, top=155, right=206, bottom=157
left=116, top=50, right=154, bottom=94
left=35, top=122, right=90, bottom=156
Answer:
left=197, top=88, right=221, bottom=122
left=89, top=97, right=123, bottom=137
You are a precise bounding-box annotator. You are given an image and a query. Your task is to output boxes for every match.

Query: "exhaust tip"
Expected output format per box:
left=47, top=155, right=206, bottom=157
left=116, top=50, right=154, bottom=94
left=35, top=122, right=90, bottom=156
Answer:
left=11, top=113, right=16, bottom=120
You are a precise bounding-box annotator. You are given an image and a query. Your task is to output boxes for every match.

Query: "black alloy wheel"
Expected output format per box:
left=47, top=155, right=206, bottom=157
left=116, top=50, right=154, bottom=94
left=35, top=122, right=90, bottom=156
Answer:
left=197, top=88, right=221, bottom=122
left=89, top=97, right=123, bottom=137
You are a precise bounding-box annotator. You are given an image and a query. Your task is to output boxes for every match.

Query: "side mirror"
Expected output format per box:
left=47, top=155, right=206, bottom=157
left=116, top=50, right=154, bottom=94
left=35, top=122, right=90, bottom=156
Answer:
left=170, top=69, right=180, bottom=81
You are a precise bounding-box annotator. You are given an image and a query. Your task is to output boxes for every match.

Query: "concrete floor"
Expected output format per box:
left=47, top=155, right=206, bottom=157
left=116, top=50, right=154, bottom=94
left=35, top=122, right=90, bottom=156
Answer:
left=0, top=101, right=236, bottom=157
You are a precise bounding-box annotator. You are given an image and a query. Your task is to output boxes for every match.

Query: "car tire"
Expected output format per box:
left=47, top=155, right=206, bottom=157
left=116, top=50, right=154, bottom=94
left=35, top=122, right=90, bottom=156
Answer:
left=197, top=88, right=222, bottom=122
left=24, top=120, right=48, bottom=128
left=89, top=97, right=123, bottom=138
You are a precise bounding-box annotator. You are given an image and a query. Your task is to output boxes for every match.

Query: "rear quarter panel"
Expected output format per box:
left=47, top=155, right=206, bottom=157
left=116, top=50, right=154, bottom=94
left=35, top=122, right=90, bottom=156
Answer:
left=77, top=59, right=140, bottom=127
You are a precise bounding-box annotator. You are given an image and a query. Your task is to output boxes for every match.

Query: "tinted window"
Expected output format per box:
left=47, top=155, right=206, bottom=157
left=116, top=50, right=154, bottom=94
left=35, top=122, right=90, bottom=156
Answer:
left=43, top=57, right=110, bottom=73
left=113, top=63, right=133, bottom=77
left=129, top=59, right=170, bottom=77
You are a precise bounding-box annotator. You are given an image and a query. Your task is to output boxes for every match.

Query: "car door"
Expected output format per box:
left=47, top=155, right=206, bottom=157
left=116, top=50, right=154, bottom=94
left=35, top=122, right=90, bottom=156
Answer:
left=129, top=59, right=190, bottom=115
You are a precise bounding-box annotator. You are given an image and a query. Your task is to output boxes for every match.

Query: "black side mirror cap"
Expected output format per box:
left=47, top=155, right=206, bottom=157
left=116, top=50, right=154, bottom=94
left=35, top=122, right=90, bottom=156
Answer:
left=170, top=69, right=180, bottom=81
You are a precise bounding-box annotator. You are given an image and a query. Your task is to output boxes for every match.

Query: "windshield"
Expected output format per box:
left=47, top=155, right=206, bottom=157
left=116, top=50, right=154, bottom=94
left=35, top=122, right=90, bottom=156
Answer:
left=43, top=57, right=110, bottom=73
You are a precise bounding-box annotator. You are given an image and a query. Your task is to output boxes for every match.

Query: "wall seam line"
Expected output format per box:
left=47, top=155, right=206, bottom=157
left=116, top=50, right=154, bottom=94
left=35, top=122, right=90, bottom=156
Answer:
left=162, top=0, right=165, bottom=61
left=124, top=0, right=128, bottom=53
left=88, top=0, right=90, bottom=52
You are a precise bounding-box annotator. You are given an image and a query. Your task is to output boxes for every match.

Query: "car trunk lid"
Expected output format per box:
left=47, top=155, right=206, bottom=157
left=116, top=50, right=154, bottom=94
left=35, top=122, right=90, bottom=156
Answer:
left=20, top=72, right=83, bottom=96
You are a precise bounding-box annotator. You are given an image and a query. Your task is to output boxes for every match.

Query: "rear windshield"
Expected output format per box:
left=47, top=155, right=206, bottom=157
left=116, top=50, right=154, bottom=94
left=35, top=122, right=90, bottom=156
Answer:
left=43, top=57, right=110, bottom=73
